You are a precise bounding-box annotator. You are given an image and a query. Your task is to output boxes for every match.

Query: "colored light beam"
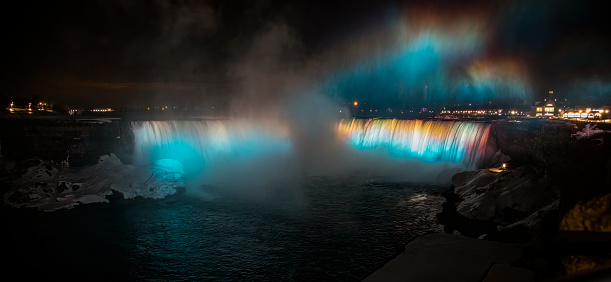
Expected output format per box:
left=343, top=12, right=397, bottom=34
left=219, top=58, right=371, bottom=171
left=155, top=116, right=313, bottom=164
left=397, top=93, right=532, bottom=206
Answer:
left=318, top=10, right=532, bottom=108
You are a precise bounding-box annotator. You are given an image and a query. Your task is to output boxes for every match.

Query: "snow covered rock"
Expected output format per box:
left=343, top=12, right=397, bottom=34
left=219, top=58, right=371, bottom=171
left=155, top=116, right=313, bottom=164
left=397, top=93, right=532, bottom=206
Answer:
left=4, top=154, right=185, bottom=211
left=452, top=165, right=559, bottom=224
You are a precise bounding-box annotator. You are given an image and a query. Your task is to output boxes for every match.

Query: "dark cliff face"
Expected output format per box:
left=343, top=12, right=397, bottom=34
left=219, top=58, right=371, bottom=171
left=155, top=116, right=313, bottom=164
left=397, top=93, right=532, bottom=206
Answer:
left=0, top=117, right=133, bottom=167
left=490, top=119, right=611, bottom=212
left=490, top=119, right=577, bottom=167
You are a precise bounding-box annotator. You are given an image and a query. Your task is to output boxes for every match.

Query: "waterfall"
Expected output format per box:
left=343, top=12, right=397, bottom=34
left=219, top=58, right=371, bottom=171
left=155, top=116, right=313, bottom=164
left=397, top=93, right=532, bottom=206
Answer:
left=130, top=119, right=492, bottom=186
left=131, top=120, right=293, bottom=176
left=336, top=118, right=491, bottom=169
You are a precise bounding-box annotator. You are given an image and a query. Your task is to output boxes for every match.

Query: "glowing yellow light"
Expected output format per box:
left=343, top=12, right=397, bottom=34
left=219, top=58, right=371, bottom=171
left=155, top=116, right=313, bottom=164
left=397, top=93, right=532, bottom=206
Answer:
left=502, top=163, right=507, bottom=169
left=353, top=101, right=358, bottom=106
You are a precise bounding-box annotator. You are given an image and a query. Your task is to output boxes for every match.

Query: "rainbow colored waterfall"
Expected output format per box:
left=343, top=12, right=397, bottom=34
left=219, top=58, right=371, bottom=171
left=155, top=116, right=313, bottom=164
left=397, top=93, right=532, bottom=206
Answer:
left=336, top=119, right=491, bottom=169
left=130, top=119, right=491, bottom=177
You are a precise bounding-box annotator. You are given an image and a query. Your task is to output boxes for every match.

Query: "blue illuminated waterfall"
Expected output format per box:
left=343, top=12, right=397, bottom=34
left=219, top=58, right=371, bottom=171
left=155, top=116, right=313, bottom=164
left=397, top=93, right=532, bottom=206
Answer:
left=131, top=119, right=492, bottom=182
left=131, top=120, right=293, bottom=176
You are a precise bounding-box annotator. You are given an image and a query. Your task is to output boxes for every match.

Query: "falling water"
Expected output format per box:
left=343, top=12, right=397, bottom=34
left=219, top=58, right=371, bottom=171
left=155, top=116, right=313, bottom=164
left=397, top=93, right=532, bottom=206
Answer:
left=336, top=118, right=491, bottom=169
left=130, top=118, right=492, bottom=188
left=131, top=119, right=293, bottom=175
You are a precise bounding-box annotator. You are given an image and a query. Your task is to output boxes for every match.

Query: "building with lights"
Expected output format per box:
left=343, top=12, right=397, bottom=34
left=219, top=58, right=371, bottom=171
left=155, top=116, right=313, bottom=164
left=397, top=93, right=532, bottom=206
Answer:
left=562, top=107, right=611, bottom=121
left=6, top=100, right=54, bottom=114
left=531, top=91, right=564, bottom=117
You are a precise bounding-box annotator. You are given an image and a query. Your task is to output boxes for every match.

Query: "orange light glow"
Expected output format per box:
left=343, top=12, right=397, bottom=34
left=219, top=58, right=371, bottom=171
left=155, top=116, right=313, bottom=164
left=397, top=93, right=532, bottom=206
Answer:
left=353, top=101, right=358, bottom=106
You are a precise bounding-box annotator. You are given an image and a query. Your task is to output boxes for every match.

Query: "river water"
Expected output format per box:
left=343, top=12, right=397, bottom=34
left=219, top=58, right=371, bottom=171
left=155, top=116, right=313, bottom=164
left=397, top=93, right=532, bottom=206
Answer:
left=3, top=176, right=446, bottom=281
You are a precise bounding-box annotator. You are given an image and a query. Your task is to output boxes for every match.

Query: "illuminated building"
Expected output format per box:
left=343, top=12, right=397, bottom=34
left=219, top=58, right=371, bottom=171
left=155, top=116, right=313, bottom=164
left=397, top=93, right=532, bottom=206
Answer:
left=562, top=107, right=610, bottom=121
left=6, top=100, right=53, bottom=114
left=531, top=91, right=563, bottom=117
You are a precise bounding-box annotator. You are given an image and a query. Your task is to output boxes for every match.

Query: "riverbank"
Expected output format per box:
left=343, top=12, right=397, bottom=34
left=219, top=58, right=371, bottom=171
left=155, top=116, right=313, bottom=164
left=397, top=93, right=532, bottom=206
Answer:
left=364, top=120, right=611, bottom=281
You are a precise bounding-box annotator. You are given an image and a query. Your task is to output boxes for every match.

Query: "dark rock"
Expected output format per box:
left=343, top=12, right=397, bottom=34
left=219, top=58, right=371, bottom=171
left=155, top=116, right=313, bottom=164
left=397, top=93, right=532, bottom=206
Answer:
left=7, top=191, right=29, bottom=203
left=0, top=117, right=129, bottom=167
left=502, top=206, right=529, bottom=223
left=491, top=119, right=575, bottom=167
left=436, top=191, right=499, bottom=238
left=57, top=182, right=67, bottom=193
left=23, top=159, right=41, bottom=167
left=453, top=165, right=559, bottom=225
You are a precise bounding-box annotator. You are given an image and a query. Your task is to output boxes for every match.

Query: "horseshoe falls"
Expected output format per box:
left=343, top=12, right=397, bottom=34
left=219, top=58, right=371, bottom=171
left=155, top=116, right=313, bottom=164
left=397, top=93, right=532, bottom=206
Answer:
left=130, top=119, right=493, bottom=189
left=5, top=117, right=497, bottom=281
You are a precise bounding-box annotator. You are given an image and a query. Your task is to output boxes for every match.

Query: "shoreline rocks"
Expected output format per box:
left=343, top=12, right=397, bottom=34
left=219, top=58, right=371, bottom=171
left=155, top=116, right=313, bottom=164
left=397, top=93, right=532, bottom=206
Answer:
left=451, top=163, right=559, bottom=226
left=2, top=154, right=186, bottom=211
left=433, top=119, right=611, bottom=280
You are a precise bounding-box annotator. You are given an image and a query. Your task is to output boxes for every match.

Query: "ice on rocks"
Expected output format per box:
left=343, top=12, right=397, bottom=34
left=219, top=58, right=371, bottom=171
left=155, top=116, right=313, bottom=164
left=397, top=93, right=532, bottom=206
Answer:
left=4, top=154, right=186, bottom=211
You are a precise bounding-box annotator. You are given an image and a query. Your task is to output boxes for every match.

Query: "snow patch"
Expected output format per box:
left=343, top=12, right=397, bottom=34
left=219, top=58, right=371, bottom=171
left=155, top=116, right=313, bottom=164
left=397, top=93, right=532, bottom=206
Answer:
left=4, top=154, right=186, bottom=211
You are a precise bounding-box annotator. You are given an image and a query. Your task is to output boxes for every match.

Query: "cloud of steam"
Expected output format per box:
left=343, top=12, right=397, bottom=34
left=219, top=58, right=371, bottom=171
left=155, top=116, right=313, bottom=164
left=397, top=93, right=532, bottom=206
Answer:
left=122, top=3, right=505, bottom=203
left=227, top=21, right=310, bottom=117
left=162, top=6, right=503, bottom=201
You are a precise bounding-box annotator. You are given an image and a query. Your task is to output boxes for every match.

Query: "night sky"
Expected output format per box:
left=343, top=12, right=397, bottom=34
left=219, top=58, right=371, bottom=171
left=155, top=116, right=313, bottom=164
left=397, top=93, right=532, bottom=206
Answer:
left=2, top=0, right=611, bottom=109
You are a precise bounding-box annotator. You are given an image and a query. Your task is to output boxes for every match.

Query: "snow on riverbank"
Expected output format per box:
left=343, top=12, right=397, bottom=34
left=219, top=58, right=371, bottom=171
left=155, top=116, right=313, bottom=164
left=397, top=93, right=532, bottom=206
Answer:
left=3, top=154, right=185, bottom=211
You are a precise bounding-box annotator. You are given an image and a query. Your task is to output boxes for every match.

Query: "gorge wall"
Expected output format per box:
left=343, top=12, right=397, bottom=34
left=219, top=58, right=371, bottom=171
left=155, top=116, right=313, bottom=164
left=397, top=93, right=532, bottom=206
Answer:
left=490, top=119, right=611, bottom=209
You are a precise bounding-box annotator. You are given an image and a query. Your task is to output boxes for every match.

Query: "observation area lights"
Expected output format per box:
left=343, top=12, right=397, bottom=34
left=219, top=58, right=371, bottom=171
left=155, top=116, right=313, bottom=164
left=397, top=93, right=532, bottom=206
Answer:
left=562, top=108, right=610, bottom=122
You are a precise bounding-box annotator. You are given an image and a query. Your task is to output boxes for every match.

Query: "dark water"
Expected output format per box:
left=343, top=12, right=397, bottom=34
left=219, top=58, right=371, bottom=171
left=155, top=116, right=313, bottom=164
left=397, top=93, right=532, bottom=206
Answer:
left=3, top=177, right=446, bottom=281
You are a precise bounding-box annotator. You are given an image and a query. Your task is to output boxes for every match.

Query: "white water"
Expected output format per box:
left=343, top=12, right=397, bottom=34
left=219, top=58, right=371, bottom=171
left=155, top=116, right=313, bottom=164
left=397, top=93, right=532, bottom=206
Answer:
left=131, top=119, right=493, bottom=191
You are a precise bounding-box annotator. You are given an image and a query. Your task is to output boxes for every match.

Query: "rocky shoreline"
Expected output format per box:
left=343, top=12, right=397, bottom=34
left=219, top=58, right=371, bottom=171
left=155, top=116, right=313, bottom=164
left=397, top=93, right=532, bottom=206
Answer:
left=2, top=116, right=610, bottom=280
left=1, top=154, right=186, bottom=212
left=429, top=120, right=611, bottom=280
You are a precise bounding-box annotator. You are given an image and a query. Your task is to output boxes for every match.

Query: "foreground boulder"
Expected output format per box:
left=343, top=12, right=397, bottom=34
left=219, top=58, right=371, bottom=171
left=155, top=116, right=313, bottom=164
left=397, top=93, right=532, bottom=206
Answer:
left=452, top=164, right=559, bottom=225
left=560, top=193, right=611, bottom=232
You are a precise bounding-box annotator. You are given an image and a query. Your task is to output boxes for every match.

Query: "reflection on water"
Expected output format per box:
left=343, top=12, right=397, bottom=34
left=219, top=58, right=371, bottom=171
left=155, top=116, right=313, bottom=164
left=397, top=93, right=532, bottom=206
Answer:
left=3, top=176, right=445, bottom=281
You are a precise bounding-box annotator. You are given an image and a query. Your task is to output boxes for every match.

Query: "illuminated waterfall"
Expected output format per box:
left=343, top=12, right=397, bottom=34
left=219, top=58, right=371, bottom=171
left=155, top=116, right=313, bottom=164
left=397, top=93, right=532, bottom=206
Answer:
left=131, top=119, right=491, bottom=184
left=131, top=120, right=293, bottom=176
left=336, top=119, right=491, bottom=169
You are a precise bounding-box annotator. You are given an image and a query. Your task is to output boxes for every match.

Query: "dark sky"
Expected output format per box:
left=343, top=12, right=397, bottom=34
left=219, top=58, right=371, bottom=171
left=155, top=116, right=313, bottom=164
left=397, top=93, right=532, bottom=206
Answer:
left=2, top=0, right=611, bottom=108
